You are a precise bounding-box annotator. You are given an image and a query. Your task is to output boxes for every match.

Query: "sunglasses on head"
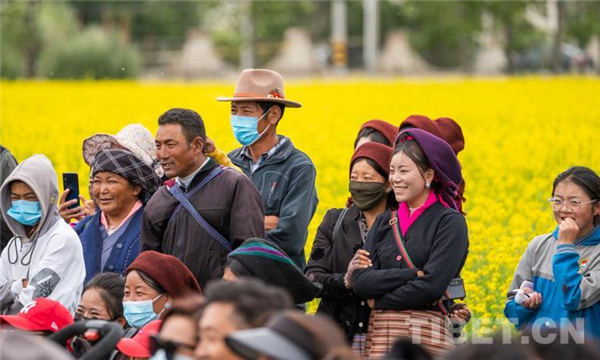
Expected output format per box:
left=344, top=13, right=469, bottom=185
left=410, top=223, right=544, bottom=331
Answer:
left=149, top=335, right=196, bottom=360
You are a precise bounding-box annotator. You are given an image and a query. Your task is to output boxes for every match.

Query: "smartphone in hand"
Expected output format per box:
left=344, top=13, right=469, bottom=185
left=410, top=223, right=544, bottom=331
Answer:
left=62, top=173, right=80, bottom=210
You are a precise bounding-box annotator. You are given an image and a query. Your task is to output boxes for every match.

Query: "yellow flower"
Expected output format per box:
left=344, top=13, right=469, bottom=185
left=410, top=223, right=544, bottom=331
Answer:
left=2, top=77, right=599, bottom=335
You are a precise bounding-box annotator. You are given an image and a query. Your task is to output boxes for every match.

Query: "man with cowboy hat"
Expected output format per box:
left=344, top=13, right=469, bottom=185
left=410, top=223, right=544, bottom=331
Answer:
left=218, top=69, right=318, bottom=271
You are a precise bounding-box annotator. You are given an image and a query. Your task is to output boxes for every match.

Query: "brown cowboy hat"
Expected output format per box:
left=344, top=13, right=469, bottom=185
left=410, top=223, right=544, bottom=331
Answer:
left=217, top=69, right=302, bottom=108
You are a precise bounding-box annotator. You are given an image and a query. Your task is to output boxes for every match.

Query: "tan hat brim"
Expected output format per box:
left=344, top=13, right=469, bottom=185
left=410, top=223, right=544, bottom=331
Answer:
left=216, top=96, right=302, bottom=108
left=82, top=134, right=120, bottom=167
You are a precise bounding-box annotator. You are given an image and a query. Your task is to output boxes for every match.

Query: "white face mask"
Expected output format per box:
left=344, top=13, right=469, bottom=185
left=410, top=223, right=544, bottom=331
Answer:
left=151, top=348, right=194, bottom=360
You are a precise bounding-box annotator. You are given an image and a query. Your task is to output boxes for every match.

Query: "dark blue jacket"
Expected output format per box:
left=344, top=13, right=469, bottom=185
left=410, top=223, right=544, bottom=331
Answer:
left=75, top=208, right=143, bottom=284
left=229, top=136, right=318, bottom=270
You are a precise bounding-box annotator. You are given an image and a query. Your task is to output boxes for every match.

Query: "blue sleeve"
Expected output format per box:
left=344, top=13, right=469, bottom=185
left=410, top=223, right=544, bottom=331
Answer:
left=266, top=165, right=318, bottom=258
left=552, top=244, right=583, bottom=311
left=73, top=215, right=91, bottom=235
left=504, top=298, right=537, bottom=330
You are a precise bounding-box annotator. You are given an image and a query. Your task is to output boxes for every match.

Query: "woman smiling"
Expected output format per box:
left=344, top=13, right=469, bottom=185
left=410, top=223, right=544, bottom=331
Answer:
left=75, top=149, right=161, bottom=284
left=352, top=129, right=468, bottom=358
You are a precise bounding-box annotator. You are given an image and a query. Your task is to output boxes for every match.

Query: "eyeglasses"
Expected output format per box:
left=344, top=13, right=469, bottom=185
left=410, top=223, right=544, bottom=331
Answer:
left=547, top=197, right=598, bottom=211
left=149, top=335, right=196, bottom=360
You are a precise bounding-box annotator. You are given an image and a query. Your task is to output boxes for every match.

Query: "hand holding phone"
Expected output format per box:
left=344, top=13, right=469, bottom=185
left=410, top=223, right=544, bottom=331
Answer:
left=62, top=173, right=80, bottom=210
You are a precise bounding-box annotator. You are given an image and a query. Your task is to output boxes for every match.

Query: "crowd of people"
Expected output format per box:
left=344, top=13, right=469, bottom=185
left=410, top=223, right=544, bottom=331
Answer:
left=0, top=68, right=599, bottom=360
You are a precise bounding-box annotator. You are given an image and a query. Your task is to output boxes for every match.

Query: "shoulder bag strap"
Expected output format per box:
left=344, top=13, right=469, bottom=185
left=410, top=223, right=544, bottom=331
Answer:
left=168, top=166, right=232, bottom=252
left=332, top=207, right=350, bottom=243
left=389, top=210, right=416, bottom=269
left=389, top=210, right=448, bottom=315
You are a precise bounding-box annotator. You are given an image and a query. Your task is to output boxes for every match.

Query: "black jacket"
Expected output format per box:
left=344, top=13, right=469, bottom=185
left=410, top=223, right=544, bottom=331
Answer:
left=141, top=159, right=265, bottom=288
left=353, top=203, right=468, bottom=312
left=305, top=206, right=371, bottom=343
left=229, top=136, right=318, bottom=270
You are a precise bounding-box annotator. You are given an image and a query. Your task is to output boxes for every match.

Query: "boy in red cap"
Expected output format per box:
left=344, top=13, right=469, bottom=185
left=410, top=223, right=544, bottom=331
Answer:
left=0, top=298, right=73, bottom=335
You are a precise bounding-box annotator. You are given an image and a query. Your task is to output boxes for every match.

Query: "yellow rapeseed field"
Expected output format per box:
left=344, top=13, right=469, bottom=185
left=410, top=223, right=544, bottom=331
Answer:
left=1, top=77, right=599, bottom=335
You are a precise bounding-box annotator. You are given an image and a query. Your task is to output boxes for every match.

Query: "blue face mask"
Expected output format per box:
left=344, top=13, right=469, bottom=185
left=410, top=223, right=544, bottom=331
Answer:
left=230, top=107, right=272, bottom=146
left=7, top=200, right=42, bottom=226
left=123, top=294, right=164, bottom=328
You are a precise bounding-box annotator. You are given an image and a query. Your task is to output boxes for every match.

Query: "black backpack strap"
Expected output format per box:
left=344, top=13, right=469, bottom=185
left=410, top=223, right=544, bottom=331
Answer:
left=332, top=207, right=350, bottom=242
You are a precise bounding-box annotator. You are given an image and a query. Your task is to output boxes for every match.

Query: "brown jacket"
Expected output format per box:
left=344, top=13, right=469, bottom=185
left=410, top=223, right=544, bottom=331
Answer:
left=141, top=159, right=265, bottom=288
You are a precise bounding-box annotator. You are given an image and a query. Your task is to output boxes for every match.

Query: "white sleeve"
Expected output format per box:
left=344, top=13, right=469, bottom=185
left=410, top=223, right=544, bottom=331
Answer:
left=0, top=248, right=17, bottom=309
left=27, top=224, right=85, bottom=314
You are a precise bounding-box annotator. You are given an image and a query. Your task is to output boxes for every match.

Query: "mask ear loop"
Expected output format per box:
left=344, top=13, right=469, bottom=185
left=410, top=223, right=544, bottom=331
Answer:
left=153, top=293, right=170, bottom=317
left=256, top=106, right=274, bottom=139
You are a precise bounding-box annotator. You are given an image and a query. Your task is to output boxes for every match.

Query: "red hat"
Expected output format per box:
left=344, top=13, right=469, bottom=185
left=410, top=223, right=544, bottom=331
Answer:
left=127, top=251, right=202, bottom=299
left=358, top=119, right=398, bottom=146
left=351, top=142, right=393, bottom=177
left=117, top=319, right=162, bottom=357
left=0, top=298, right=73, bottom=333
left=399, top=115, right=465, bottom=155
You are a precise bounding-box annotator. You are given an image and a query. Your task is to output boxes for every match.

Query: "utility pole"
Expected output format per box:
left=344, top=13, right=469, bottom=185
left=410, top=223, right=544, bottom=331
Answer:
left=363, top=0, right=379, bottom=74
left=552, top=0, right=565, bottom=73
left=331, top=0, right=348, bottom=73
left=240, top=0, right=254, bottom=69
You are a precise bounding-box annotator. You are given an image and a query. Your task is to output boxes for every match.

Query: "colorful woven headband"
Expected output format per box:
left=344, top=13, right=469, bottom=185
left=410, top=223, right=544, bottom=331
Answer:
left=229, top=243, right=295, bottom=266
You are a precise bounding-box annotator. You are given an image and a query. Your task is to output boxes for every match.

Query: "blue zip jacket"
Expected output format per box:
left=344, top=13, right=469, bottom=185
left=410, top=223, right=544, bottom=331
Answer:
left=229, top=136, right=318, bottom=270
left=75, top=208, right=143, bottom=284
left=504, top=226, right=600, bottom=338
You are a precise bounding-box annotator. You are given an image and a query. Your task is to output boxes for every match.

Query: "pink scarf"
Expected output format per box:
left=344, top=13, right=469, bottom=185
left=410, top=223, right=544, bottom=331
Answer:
left=101, top=200, right=143, bottom=235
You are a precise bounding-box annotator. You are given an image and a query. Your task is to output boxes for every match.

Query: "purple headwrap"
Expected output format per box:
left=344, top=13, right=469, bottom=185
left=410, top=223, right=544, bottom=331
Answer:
left=394, top=128, right=463, bottom=212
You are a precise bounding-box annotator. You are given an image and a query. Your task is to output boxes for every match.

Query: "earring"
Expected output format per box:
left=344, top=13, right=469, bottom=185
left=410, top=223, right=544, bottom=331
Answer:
left=425, top=183, right=431, bottom=189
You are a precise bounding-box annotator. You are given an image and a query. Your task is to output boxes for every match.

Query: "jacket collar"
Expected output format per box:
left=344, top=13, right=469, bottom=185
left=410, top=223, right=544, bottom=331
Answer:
left=232, top=135, right=295, bottom=170
left=186, top=158, right=218, bottom=190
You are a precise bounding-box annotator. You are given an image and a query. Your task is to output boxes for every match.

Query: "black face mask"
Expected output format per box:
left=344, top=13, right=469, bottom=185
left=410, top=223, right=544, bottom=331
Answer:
left=349, top=181, right=387, bottom=210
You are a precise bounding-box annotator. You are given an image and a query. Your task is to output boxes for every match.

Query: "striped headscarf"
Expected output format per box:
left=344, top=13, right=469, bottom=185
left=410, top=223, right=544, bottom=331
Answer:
left=92, top=149, right=161, bottom=204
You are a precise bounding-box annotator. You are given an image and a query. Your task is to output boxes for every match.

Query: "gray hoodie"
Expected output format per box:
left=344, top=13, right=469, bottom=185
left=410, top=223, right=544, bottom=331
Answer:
left=0, top=155, right=85, bottom=314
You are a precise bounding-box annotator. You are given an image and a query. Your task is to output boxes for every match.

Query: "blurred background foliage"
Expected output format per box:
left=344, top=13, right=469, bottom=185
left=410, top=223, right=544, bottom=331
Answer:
left=1, top=0, right=599, bottom=79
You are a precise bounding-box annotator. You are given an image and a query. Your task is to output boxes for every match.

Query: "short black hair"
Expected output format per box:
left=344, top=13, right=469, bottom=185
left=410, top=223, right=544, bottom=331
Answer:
left=158, top=108, right=206, bottom=145
left=204, top=279, right=293, bottom=329
left=83, top=273, right=125, bottom=321
left=257, top=102, right=285, bottom=122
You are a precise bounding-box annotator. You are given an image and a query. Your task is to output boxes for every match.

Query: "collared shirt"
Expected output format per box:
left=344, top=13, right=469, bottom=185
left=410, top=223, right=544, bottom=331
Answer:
left=241, top=137, right=287, bottom=174
left=176, top=158, right=210, bottom=190
left=100, top=200, right=143, bottom=236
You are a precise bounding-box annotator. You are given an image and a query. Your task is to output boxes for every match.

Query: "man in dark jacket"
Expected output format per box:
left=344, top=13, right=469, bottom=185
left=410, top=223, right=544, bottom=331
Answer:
left=218, top=69, right=318, bottom=270
left=141, top=108, right=265, bottom=288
